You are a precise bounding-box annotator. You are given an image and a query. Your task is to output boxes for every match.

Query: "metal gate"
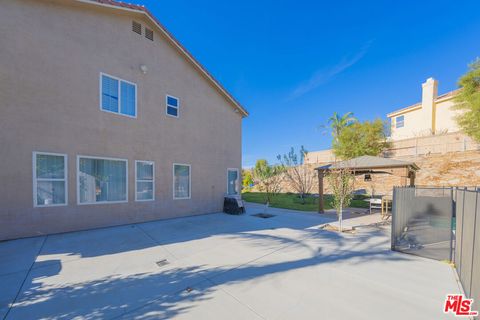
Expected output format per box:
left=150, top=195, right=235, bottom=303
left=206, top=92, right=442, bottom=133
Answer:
left=391, top=187, right=454, bottom=261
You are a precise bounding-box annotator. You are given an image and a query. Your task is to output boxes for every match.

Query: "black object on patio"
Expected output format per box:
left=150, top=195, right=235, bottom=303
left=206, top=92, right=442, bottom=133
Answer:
left=223, top=196, right=245, bottom=215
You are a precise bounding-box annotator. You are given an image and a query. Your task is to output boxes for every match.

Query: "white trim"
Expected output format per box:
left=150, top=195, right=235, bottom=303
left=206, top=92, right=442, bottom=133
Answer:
left=173, top=163, right=191, bottom=200
left=135, top=160, right=155, bottom=202
left=165, top=95, right=180, bottom=118
left=77, top=155, right=128, bottom=205
left=33, top=151, right=68, bottom=207
left=227, top=168, right=240, bottom=196
left=99, top=72, right=137, bottom=119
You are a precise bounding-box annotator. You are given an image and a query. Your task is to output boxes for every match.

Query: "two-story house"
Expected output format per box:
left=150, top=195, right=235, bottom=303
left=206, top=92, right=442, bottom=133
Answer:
left=387, top=78, right=461, bottom=140
left=0, top=0, right=248, bottom=241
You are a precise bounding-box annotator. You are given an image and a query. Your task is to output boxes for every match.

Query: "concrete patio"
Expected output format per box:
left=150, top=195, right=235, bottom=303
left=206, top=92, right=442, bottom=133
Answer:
left=0, top=203, right=462, bottom=319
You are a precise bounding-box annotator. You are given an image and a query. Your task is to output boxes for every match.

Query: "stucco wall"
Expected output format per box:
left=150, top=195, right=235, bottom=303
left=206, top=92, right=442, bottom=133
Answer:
left=389, top=96, right=461, bottom=140
left=389, top=107, right=428, bottom=140
left=435, top=99, right=461, bottom=133
left=0, top=0, right=243, bottom=240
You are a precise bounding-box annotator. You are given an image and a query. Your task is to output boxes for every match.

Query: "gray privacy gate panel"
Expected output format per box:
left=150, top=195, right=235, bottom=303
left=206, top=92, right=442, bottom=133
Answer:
left=392, top=187, right=453, bottom=261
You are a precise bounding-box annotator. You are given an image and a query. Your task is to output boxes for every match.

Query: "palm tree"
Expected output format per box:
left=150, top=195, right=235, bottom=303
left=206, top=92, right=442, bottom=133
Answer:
left=328, top=112, right=357, bottom=142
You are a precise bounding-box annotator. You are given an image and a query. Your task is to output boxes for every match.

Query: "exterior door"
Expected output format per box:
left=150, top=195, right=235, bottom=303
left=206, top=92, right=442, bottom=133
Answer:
left=227, top=169, right=239, bottom=195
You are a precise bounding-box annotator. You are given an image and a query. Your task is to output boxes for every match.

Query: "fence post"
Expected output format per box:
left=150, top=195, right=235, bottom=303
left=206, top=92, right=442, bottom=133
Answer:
left=391, top=187, right=397, bottom=251
left=459, top=187, right=467, bottom=275
left=468, top=189, right=478, bottom=299
left=449, top=188, right=454, bottom=262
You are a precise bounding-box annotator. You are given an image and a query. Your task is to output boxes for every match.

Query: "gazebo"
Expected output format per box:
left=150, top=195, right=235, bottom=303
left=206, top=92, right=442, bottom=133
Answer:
left=315, top=155, right=419, bottom=213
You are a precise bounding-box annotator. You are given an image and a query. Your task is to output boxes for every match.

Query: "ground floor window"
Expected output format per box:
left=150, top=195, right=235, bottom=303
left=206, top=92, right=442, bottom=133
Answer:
left=227, top=168, right=239, bottom=195
left=173, top=164, right=191, bottom=199
left=136, top=161, right=154, bottom=201
left=78, top=156, right=127, bottom=204
left=33, top=152, right=67, bottom=207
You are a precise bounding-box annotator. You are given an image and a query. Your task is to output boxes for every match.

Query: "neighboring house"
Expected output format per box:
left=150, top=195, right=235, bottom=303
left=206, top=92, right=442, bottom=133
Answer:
left=387, top=78, right=461, bottom=141
left=0, top=0, right=248, bottom=240
left=304, top=77, right=473, bottom=164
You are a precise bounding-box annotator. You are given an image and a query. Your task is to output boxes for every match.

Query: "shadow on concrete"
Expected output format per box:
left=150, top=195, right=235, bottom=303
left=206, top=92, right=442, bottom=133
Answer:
left=4, top=221, right=404, bottom=319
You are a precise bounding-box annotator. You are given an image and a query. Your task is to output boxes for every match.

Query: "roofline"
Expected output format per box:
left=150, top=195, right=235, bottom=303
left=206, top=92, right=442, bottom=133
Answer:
left=315, top=163, right=419, bottom=171
left=387, top=88, right=460, bottom=118
left=76, top=0, right=249, bottom=117
left=387, top=104, right=421, bottom=118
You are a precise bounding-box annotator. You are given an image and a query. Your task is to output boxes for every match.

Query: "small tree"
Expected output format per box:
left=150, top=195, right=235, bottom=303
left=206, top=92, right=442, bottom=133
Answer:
left=253, top=159, right=284, bottom=203
left=333, top=119, right=390, bottom=159
left=326, top=168, right=355, bottom=232
left=277, top=146, right=315, bottom=204
left=242, top=169, right=254, bottom=191
left=454, top=58, right=480, bottom=142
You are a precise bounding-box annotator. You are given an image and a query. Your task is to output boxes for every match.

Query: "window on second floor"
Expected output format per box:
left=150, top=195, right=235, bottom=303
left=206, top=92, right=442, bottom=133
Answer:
left=396, top=115, right=405, bottom=128
left=100, top=73, right=137, bottom=118
left=166, top=95, right=179, bottom=118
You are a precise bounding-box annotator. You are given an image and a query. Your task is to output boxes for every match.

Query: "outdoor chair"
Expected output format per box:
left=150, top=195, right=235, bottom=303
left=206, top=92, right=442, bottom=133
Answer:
left=369, top=198, right=382, bottom=214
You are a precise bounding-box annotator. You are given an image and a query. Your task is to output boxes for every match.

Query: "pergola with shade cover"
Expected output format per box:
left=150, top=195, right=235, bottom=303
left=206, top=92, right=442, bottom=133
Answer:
left=315, top=155, right=419, bottom=213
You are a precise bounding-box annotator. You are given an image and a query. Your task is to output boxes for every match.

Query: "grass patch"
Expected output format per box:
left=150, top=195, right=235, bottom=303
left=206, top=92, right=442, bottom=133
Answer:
left=241, top=192, right=369, bottom=212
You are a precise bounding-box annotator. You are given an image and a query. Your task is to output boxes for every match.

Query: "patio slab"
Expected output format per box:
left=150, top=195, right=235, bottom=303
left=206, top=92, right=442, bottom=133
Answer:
left=0, top=203, right=462, bottom=319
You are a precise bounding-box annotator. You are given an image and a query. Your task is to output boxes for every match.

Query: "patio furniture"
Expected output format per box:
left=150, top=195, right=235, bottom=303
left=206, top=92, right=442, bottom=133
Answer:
left=369, top=198, right=382, bottom=214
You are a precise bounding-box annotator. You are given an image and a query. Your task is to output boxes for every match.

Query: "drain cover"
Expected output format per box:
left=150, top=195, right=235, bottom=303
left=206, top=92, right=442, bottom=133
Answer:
left=252, top=213, right=276, bottom=219
left=156, top=259, right=169, bottom=267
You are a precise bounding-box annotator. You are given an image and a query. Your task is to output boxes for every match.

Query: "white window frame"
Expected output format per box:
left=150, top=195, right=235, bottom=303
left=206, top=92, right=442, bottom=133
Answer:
left=227, top=168, right=240, bottom=195
left=99, top=72, right=137, bottom=119
left=33, top=151, right=68, bottom=207
left=166, top=95, right=180, bottom=118
left=77, top=155, right=128, bottom=205
left=173, top=163, right=191, bottom=200
left=396, top=115, right=405, bottom=128
left=135, top=160, right=155, bottom=202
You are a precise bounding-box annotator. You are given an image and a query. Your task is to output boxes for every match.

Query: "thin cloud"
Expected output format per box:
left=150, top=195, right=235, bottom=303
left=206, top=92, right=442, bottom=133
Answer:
left=290, top=40, right=374, bottom=99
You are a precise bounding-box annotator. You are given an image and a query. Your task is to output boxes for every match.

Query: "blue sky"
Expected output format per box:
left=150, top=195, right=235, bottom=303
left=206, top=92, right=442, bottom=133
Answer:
left=134, top=0, right=480, bottom=167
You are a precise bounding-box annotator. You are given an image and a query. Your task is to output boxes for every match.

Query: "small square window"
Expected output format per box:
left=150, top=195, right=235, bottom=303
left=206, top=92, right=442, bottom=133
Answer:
left=396, top=115, right=404, bottom=128
left=166, top=95, right=179, bottom=118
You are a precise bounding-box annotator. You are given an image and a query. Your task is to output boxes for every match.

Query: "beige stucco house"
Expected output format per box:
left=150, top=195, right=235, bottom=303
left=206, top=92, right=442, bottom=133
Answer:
left=0, top=0, right=248, bottom=240
left=387, top=77, right=461, bottom=140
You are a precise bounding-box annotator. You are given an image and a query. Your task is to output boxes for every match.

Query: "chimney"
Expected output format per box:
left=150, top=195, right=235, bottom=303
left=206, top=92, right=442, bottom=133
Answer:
left=421, top=77, right=438, bottom=134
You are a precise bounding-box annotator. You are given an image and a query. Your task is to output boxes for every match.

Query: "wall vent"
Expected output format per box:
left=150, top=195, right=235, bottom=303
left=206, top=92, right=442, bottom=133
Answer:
left=132, top=21, right=142, bottom=35
left=145, top=28, right=154, bottom=41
